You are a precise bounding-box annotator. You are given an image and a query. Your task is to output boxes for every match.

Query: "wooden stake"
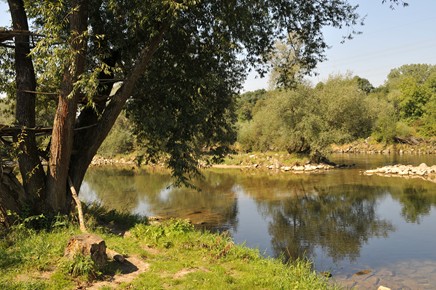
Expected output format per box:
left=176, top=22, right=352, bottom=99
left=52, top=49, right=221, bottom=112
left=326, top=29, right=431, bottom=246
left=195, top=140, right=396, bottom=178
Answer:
left=68, top=176, right=87, bottom=233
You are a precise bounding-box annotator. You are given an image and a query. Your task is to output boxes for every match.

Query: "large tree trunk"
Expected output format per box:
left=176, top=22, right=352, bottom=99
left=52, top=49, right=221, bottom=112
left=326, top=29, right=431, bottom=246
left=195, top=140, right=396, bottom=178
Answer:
left=46, top=93, right=79, bottom=212
left=8, top=0, right=46, bottom=208
left=46, top=0, right=88, bottom=213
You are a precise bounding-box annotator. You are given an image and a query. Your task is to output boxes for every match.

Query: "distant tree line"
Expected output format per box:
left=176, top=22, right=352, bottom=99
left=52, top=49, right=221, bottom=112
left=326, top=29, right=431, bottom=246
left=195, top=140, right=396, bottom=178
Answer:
left=82, top=63, right=436, bottom=163
left=3, top=63, right=434, bottom=164
left=236, top=64, right=435, bottom=161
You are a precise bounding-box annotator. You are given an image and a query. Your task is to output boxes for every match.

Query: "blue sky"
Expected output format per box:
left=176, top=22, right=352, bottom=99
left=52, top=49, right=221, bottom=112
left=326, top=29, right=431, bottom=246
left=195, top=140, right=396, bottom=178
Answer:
left=0, top=1, right=9, bottom=27
left=245, top=0, right=436, bottom=91
left=1, top=1, right=436, bottom=92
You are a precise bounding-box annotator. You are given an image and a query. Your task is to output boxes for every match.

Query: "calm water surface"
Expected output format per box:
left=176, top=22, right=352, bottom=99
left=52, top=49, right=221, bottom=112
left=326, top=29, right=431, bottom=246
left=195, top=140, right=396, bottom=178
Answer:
left=80, top=154, right=436, bottom=284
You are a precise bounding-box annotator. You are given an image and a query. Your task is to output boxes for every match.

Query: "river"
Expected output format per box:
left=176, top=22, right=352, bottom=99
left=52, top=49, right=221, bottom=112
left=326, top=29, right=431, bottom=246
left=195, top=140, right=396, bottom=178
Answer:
left=80, top=154, right=436, bottom=289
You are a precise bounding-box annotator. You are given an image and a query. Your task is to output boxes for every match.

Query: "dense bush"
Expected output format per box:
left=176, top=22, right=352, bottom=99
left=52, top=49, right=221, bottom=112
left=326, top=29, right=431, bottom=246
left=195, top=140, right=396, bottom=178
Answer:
left=383, top=64, right=436, bottom=138
left=237, top=75, right=374, bottom=160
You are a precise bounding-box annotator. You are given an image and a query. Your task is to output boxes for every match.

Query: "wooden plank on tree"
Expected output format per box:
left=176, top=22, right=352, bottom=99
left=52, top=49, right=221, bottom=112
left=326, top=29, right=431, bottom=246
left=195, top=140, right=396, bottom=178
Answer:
left=0, top=124, right=53, bottom=137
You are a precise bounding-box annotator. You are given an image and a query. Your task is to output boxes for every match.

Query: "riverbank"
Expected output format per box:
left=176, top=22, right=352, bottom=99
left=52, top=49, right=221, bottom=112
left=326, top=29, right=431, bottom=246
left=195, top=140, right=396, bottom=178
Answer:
left=0, top=214, right=337, bottom=289
left=91, top=152, right=335, bottom=172
left=92, top=140, right=436, bottom=170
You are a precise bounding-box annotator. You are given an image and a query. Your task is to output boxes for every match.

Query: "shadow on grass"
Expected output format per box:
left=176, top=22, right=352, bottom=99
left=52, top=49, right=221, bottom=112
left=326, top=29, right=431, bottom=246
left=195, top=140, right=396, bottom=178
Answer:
left=84, top=204, right=148, bottom=235
left=105, top=259, right=139, bottom=276
left=0, top=247, right=21, bottom=270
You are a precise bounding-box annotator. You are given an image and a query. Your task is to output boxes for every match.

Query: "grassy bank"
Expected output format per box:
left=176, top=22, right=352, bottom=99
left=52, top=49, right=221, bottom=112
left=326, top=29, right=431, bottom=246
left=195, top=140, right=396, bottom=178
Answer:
left=0, top=211, right=337, bottom=289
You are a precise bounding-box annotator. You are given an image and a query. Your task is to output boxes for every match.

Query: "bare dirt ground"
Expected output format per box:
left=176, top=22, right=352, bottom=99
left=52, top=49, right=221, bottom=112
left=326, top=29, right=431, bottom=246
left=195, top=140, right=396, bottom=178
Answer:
left=87, top=255, right=150, bottom=290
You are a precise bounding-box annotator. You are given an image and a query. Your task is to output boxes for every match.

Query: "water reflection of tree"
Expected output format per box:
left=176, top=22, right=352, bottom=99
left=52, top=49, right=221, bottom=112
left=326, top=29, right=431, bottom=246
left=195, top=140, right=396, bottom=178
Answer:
left=253, top=184, right=395, bottom=263
left=83, top=167, right=436, bottom=261
left=391, top=185, right=435, bottom=224
left=367, top=176, right=436, bottom=224
left=141, top=172, right=239, bottom=231
left=83, top=168, right=239, bottom=231
left=83, top=167, right=171, bottom=212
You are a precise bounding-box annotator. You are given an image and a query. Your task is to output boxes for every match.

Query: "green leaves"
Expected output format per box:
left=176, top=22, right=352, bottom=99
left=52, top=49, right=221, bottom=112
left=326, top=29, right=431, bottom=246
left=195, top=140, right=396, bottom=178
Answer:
left=237, top=75, right=374, bottom=159
left=384, top=64, right=436, bottom=137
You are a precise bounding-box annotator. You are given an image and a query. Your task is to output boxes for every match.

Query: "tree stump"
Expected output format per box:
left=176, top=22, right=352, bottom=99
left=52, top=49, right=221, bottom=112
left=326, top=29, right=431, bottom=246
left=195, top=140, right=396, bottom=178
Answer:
left=64, top=234, right=107, bottom=268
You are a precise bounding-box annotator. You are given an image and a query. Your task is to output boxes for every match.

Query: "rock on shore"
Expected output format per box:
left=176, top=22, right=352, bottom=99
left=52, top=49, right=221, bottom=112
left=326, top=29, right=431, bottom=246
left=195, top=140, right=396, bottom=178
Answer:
left=364, top=163, right=436, bottom=183
left=331, top=140, right=436, bottom=155
left=277, top=163, right=334, bottom=172
left=91, top=156, right=135, bottom=166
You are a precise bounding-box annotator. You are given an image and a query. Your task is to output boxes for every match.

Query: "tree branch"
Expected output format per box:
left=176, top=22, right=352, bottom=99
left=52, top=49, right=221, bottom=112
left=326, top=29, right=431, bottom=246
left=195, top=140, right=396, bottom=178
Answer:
left=69, top=21, right=170, bottom=190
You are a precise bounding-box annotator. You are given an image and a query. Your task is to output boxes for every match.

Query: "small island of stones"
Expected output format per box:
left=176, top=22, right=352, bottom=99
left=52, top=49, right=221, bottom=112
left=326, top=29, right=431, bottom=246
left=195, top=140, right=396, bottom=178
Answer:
left=364, top=163, right=436, bottom=183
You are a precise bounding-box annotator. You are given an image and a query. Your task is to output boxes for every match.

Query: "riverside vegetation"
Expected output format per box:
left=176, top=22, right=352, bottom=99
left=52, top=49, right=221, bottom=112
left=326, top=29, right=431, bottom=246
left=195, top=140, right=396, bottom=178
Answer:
left=93, top=66, right=435, bottom=167
left=0, top=209, right=337, bottom=290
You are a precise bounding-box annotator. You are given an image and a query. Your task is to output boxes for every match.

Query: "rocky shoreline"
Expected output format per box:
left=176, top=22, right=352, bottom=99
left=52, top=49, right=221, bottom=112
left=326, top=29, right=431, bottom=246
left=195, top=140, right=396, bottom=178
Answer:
left=91, top=151, right=436, bottom=180
left=364, top=163, right=436, bottom=183
left=213, top=163, right=336, bottom=172
left=331, top=140, right=436, bottom=155
left=91, top=156, right=136, bottom=166
left=91, top=154, right=338, bottom=172
left=251, top=162, right=335, bottom=172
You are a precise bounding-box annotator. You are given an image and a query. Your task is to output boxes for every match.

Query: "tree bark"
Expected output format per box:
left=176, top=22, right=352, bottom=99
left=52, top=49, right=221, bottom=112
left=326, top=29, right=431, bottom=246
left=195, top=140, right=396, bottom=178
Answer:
left=46, top=0, right=88, bottom=212
left=8, top=0, right=46, bottom=207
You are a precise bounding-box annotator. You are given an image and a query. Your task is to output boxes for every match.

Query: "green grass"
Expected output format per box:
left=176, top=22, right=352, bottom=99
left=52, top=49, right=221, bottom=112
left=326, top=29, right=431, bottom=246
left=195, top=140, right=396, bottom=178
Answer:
left=0, top=225, right=78, bottom=289
left=0, top=212, right=339, bottom=289
left=128, top=220, right=335, bottom=289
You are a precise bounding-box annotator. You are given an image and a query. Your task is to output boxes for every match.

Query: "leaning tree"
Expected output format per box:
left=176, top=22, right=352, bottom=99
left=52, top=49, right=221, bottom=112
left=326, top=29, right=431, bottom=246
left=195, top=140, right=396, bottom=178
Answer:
left=0, top=0, right=399, bottom=218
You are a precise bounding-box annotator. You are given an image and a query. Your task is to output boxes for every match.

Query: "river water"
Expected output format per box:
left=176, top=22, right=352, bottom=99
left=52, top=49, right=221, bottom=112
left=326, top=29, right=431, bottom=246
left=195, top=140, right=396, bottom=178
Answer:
left=80, top=154, right=436, bottom=289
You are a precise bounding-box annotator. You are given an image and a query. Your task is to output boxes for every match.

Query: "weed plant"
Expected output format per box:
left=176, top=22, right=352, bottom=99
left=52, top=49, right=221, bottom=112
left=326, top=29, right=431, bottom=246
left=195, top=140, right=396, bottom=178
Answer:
left=62, top=253, right=100, bottom=281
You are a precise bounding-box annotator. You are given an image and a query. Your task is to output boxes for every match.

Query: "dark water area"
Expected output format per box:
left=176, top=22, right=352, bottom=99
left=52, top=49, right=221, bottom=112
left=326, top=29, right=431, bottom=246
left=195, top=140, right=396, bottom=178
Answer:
left=80, top=154, right=436, bottom=288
